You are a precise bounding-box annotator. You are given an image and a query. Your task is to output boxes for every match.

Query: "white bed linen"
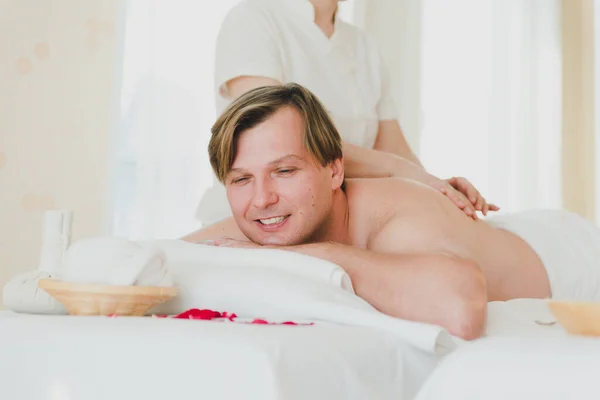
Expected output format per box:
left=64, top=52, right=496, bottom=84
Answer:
left=0, top=311, right=439, bottom=400
left=4, top=240, right=456, bottom=356
left=414, top=299, right=600, bottom=400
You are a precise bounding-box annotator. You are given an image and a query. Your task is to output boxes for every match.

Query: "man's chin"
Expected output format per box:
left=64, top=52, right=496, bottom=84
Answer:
left=249, top=234, right=300, bottom=247
left=241, top=224, right=308, bottom=247
left=256, top=237, right=290, bottom=247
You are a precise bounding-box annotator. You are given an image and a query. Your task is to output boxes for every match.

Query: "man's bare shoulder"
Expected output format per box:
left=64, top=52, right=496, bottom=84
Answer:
left=344, top=177, right=459, bottom=252
left=181, top=217, right=248, bottom=243
left=343, top=178, right=420, bottom=246
left=344, top=177, right=439, bottom=209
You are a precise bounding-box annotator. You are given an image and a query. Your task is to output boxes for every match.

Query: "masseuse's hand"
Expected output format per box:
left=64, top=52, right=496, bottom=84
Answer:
left=443, top=177, right=500, bottom=217
left=430, top=180, right=477, bottom=220
left=387, top=155, right=497, bottom=220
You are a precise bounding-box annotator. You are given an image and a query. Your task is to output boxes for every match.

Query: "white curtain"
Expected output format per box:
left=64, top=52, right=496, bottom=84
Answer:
left=112, top=0, right=241, bottom=240
left=418, top=0, right=562, bottom=213
left=112, top=0, right=358, bottom=239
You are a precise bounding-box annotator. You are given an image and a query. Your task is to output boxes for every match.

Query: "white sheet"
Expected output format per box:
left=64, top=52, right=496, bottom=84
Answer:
left=4, top=239, right=457, bottom=356
left=414, top=299, right=600, bottom=400
left=150, top=241, right=458, bottom=356
left=0, top=311, right=439, bottom=400
left=486, top=210, right=600, bottom=301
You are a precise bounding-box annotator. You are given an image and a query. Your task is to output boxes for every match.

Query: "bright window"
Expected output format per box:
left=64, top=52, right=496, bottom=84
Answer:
left=112, top=1, right=357, bottom=239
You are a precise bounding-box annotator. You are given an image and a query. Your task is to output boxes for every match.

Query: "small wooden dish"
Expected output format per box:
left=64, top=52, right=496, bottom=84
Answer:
left=38, top=279, right=177, bottom=316
left=547, top=300, right=600, bottom=337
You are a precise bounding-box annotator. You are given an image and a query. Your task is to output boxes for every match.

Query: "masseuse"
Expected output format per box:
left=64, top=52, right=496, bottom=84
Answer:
left=196, top=0, right=499, bottom=224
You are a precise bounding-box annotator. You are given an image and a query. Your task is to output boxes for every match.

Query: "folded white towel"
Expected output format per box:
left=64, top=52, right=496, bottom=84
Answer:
left=61, top=237, right=172, bottom=287
left=3, top=234, right=172, bottom=315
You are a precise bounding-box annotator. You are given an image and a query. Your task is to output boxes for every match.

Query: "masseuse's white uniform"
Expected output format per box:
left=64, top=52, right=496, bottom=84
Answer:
left=196, top=0, right=399, bottom=225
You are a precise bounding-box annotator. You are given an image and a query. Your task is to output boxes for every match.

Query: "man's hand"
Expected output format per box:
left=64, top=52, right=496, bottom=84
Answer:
left=210, top=237, right=263, bottom=249
left=444, top=177, right=500, bottom=217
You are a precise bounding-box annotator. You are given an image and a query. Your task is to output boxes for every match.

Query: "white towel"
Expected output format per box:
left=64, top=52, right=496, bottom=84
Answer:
left=2, top=270, right=66, bottom=314
left=38, top=210, right=72, bottom=274
left=3, top=234, right=172, bottom=315
left=5, top=236, right=457, bottom=356
left=143, top=239, right=354, bottom=292
left=486, top=209, right=600, bottom=301
left=147, top=240, right=458, bottom=356
left=61, top=237, right=172, bottom=287
left=2, top=210, right=71, bottom=314
left=485, top=299, right=566, bottom=338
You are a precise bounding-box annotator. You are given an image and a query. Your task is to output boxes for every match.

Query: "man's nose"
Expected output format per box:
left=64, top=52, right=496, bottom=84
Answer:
left=252, top=178, right=279, bottom=209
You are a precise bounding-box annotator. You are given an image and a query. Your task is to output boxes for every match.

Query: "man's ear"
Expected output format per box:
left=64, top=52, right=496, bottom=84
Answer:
left=330, top=157, right=345, bottom=190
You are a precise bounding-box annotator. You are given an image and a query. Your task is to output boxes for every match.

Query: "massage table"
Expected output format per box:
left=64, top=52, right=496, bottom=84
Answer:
left=414, top=299, right=600, bottom=400
left=5, top=299, right=596, bottom=400
left=0, top=311, right=439, bottom=400
left=6, top=212, right=599, bottom=399
left=1, top=235, right=454, bottom=400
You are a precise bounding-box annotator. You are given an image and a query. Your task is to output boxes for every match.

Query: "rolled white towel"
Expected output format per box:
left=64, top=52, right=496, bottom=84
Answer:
left=144, top=240, right=355, bottom=292
left=3, top=210, right=172, bottom=314
left=61, top=237, right=172, bottom=287
left=38, top=210, right=72, bottom=274
left=3, top=210, right=72, bottom=314
left=2, top=270, right=66, bottom=314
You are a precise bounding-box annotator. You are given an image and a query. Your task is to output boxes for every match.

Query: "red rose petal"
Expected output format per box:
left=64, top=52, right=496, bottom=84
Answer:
left=222, top=312, right=237, bottom=321
left=174, top=309, right=222, bottom=320
left=151, top=309, right=314, bottom=326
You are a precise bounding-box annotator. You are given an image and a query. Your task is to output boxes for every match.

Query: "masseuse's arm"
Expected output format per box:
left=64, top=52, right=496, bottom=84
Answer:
left=225, top=77, right=494, bottom=218
left=226, top=77, right=424, bottom=179
left=372, top=120, right=422, bottom=166
left=228, top=79, right=449, bottom=174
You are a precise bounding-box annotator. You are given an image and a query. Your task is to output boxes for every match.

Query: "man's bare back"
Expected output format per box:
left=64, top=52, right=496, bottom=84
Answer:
left=186, top=177, right=551, bottom=302
left=344, top=177, right=551, bottom=301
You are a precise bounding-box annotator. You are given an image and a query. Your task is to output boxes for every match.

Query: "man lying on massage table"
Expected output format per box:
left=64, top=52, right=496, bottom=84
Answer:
left=183, top=83, right=600, bottom=341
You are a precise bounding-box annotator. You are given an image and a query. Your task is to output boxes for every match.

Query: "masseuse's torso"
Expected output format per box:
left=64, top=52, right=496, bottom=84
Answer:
left=215, top=0, right=397, bottom=149
left=344, top=178, right=551, bottom=302
left=200, top=0, right=399, bottom=225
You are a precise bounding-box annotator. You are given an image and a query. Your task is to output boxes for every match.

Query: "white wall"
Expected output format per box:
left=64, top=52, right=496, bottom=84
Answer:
left=0, top=0, right=122, bottom=303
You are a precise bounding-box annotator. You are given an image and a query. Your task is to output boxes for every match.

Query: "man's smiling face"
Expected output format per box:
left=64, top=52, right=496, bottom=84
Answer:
left=225, top=106, right=341, bottom=245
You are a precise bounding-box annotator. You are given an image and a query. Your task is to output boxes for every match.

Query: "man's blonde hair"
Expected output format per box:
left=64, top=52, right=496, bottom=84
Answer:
left=208, top=83, right=343, bottom=183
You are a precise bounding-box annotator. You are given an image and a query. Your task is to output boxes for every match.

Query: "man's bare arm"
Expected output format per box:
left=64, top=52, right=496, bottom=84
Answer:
left=278, top=242, right=487, bottom=340
left=181, top=218, right=247, bottom=243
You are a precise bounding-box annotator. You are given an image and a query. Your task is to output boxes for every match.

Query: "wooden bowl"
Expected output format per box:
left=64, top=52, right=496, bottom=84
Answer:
left=547, top=300, right=600, bottom=336
left=38, top=279, right=178, bottom=316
